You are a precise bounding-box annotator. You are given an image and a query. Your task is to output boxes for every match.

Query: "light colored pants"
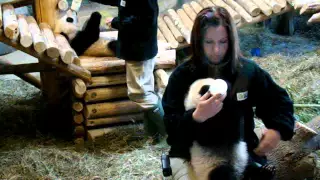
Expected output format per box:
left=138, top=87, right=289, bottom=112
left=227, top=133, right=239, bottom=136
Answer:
left=170, top=158, right=197, bottom=180
left=126, top=57, right=160, bottom=110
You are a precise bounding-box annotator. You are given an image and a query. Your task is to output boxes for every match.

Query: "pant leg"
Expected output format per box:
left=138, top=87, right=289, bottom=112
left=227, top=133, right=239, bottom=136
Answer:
left=126, top=57, right=159, bottom=110
left=126, top=57, right=165, bottom=136
left=170, top=158, right=197, bottom=180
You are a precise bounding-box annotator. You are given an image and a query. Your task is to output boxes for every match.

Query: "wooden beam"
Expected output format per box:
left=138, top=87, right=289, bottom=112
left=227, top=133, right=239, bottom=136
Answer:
left=0, top=62, right=53, bottom=74
left=0, top=0, right=34, bottom=8
left=0, top=57, right=41, bottom=89
left=237, top=4, right=293, bottom=28
left=0, top=31, right=92, bottom=82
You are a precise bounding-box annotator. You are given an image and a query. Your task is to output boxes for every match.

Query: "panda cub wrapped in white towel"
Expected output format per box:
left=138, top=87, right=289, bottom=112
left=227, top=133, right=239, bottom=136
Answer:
left=184, top=78, right=248, bottom=180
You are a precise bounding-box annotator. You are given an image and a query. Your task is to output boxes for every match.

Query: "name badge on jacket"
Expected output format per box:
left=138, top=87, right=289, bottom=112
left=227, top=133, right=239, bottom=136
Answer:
left=120, top=0, right=126, bottom=7
left=237, top=91, right=248, bottom=101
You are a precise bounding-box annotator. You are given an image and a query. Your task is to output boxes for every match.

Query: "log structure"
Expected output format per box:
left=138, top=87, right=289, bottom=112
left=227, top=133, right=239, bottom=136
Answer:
left=70, top=48, right=176, bottom=143
left=153, top=0, right=297, bottom=50
left=254, top=116, right=320, bottom=180
left=0, top=0, right=92, bottom=147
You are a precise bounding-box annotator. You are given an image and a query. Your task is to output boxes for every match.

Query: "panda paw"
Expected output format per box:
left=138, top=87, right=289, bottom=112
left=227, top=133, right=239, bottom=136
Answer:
left=70, top=12, right=102, bottom=56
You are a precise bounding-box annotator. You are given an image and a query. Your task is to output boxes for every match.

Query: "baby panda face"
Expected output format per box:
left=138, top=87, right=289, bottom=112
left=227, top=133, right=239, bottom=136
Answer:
left=54, top=9, right=79, bottom=41
left=184, top=78, right=228, bottom=111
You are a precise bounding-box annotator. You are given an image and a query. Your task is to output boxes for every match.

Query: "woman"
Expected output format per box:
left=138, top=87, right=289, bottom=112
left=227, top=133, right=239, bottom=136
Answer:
left=162, top=6, right=295, bottom=180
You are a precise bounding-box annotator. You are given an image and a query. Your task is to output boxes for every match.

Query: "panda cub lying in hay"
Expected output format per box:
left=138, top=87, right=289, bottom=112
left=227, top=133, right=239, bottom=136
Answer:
left=184, top=78, right=248, bottom=180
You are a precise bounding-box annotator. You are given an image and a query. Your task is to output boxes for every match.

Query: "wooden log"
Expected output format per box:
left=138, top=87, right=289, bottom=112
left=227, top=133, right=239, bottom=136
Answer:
left=84, top=85, right=128, bottom=103
left=157, top=28, right=167, bottom=43
left=307, top=12, right=320, bottom=25
left=80, top=60, right=126, bottom=75
left=84, top=100, right=143, bottom=119
left=0, top=5, right=2, bottom=29
left=234, top=0, right=261, bottom=17
left=39, top=23, right=60, bottom=59
left=73, top=112, right=84, bottom=125
left=87, top=127, right=117, bottom=142
left=0, top=62, right=53, bottom=74
left=26, top=16, right=46, bottom=54
left=275, top=0, right=287, bottom=8
left=177, top=8, right=194, bottom=31
left=55, top=34, right=76, bottom=64
left=88, top=74, right=126, bottom=88
left=167, top=9, right=191, bottom=44
left=294, top=0, right=317, bottom=10
left=72, top=78, right=87, bottom=98
left=2, top=4, right=19, bottom=40
left=300, top=2, right=320, bottom=15
left=74, top=125, right=85, bottom=137
left=34, top=0, right=59, bottom=32
left=224, top=0, right=253, bottom=23
left=17, top=14, right=32, bottom=48
left=183, top=3, right=197, bottom=21
left=163, top=16, right=185, bottom=43
left=190, top=1, right=203, bottom=14
left=0, top=57, right=41, bottom=89
left=306, top=115, right=320, bottom=133
left=71, top=0, right=82, bottom=12
left=75, top=56, right=120, bottom=64
left=263, top=0, right=283, bottom=13
left=211, top=0, right=242, bottom=24
left=0, top=31, right=92, bottom=82
left=154, top=69, right=169, bottom=98
left=198, top=0, right=214, bottom=9
left=158, top=17, right=179, bottom=48
left=77, top=50, right=176, bottom=75
left=86, top=113, right=144, bottom=127
left=254, top=119, right=319, bottom=180
left=237, top=4, right=292, bottom=28
left=58, top=0, right=69, bottom=11
left=82, top=37, right=116, bottom=57
left=73, top=102, right=84, bottom=112
left=251, top=0, right=273, bottom=16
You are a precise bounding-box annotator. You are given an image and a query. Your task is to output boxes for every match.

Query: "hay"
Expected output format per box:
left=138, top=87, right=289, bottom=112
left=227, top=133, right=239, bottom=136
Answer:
left=0, top=125, right=169, bottom=180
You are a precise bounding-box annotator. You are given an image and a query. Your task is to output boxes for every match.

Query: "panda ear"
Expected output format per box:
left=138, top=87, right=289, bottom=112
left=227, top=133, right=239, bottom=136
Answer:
left=199, top=85, right=210, bottom=96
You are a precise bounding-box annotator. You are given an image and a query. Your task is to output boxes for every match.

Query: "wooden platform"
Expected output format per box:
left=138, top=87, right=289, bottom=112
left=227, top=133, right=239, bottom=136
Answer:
left=0, top=31, right=92, bottom=82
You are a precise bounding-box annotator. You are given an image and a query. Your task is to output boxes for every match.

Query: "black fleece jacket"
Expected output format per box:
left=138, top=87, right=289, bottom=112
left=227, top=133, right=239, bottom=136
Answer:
left=89, top=0, right=159, bottom=61
left=162, top=58, right=296, bottom=160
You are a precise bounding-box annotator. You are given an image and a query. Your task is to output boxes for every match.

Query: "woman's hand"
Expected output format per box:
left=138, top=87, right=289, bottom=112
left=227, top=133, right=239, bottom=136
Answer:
left=192, top=92, right=226, bottom=123
left=254, top=129, right=281, bottom=156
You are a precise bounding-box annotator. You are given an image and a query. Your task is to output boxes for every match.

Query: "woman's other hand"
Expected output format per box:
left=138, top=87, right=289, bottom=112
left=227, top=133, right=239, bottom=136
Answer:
left=254, top=129, right=281, bottom=156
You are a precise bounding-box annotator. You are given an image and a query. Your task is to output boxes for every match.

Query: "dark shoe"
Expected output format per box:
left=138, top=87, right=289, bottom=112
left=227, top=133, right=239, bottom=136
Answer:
left=144, top=100, right=166, bottom=137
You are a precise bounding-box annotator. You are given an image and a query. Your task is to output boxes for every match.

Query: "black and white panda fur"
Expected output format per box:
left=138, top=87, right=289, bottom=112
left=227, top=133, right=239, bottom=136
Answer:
left=184, top=78, right=249, bottom=180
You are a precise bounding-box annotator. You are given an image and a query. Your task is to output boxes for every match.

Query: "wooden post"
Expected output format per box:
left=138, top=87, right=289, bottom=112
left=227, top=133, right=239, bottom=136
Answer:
left=34, top=0, right=59, bottom=32
left=33, top=0, right=61, bottom=105
left=34, top=0, right=74, bottom=137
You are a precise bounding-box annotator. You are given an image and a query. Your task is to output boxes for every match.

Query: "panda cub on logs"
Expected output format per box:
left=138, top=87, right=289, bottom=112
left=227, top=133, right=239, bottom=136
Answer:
left=184, top=78, right=248, bottom=180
